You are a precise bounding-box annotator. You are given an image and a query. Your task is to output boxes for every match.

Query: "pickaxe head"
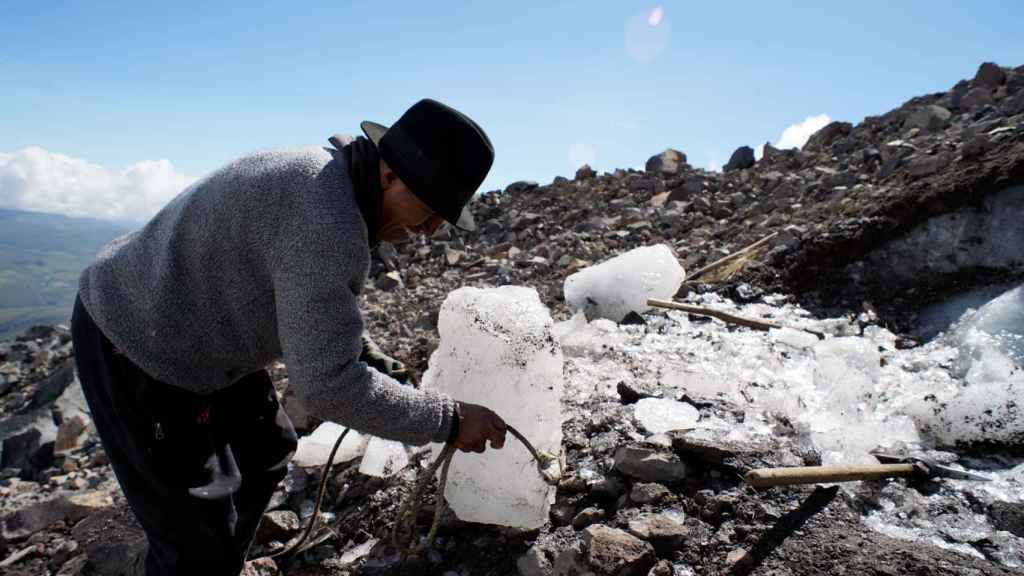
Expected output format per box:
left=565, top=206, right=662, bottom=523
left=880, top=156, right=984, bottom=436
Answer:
left=872, top=453, right=991, bottom=482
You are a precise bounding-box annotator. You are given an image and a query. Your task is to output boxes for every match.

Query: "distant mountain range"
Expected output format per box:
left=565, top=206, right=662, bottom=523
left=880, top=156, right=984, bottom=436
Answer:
left=0, top=208, right=135, bottom=340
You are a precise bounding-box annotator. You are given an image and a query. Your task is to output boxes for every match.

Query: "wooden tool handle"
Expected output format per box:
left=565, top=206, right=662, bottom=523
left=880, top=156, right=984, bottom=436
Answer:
left=744, top=463, right=918, bottom=487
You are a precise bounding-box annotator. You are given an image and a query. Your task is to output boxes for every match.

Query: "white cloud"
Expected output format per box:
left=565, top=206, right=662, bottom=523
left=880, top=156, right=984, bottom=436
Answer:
left=0, top=147, right=196, bottom=222
left=775, top=114, right=832, bottom=150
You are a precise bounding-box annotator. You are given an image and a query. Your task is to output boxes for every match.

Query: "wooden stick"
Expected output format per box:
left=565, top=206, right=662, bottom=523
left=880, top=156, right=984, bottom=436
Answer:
left=745, top=463, right=919, bottom=487
left=0, top=544, right=43, bottom=568
left=685, top=232, right=778, bottom=281
left=647, top=299, right=825, bottom=340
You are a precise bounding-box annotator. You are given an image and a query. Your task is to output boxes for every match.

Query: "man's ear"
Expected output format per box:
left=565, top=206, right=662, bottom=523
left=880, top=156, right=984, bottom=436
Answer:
left=379, top=159, right=400, bottom=190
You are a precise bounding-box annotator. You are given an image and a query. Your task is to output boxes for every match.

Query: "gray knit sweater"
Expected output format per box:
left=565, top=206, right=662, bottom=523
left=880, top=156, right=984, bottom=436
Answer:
left=78, top=146, right=454, bottom=446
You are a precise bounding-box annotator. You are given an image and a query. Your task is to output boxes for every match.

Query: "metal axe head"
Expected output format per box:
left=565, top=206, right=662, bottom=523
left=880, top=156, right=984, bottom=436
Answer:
left=188, top=444, right=243, bottom=500
left=872, top=452, right=991, bottom=482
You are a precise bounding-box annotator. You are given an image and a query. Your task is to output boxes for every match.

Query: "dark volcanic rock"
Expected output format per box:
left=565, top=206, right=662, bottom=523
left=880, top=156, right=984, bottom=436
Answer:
left=724, top=146, right=756, bottom=172
left=975, top=62, right=1007, bottom=88
left=645, top=149, right=687, bottom=175
left=582, top=524, right=656, bottom=576
left=70, top=504, right=146, bottom=576
left=803, top=121, right=852, bottom=151
left=613, top=446, right=687, bottom=483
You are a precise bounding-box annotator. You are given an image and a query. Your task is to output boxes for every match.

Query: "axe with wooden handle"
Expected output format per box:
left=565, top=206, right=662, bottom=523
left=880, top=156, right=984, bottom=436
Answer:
left=744, top=454, right=990, bottom=488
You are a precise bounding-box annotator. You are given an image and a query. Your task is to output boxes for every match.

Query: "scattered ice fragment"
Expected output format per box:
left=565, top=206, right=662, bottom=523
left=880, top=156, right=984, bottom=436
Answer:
left=292, top=422, right=366, bottom=467
left=421, top=286, right=564, bottom=529
left=634, top=398, right=699, bottom=434
left=770, top=327, right=819, bottom=349
left=358, top=437, right=410, bottom=477
left=337, top=539, right=378, bottom=566
left=918, top=283, right=1024, bottom=446
left=949, top=284, right=1024, bottom=370
left=558, top=286, right=1024, bottom=564
left=862, top=325, right=899, bottom=351
left=553, top=312, right=627, bottom=357
left=564, top=244, right=685, bottom=322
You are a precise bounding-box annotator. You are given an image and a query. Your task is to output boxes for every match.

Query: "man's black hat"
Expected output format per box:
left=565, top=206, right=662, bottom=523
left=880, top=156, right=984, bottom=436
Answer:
left=360, top=99, right=494, bottom=231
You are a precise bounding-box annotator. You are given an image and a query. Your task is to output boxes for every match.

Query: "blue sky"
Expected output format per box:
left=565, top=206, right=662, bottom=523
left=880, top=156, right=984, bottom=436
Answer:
left=1, top=1, right=1021, bottom=222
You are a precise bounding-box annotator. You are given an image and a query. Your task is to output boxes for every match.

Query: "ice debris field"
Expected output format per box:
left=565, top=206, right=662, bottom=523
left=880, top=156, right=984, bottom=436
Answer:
left=295, top=245, right=1023, bottom=566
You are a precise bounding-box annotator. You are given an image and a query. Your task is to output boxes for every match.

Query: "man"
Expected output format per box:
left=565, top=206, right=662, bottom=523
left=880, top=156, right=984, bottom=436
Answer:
left=70, top=99, right=508, bottom=575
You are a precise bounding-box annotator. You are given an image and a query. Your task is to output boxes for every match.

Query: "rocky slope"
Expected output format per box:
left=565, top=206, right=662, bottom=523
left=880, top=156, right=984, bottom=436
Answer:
left=363, top=61, right=1024, bottom=375
left=1, top=62, right=1023, bottom=575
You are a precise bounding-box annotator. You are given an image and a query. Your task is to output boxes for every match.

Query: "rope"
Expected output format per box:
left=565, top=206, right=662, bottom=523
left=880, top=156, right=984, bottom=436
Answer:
left=391, top=424, right=560, bottom=556
left=265, top=428, right=351, bottom=561
left=254, top=423, right=559, bottom=564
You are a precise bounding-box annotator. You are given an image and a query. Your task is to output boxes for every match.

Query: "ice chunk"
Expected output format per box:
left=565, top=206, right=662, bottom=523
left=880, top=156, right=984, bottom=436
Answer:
left=922, top=284, right=1024, bottom=446
left=292, top=422, right=366, bottom=467
left=564, top=244, right=685, bottom=322
left=930, top=357, right=1024, bottom=446
left=770, top=327, right=819, bottom=349
left=421, top=286, right=563, bottom=529
left=950, top=284, right=1024, bottom=370
left=358, top=437, right=410, bottom=477
left=553, top=312, right=627, bottom=357
left=634, top=398, right=699, bottom=434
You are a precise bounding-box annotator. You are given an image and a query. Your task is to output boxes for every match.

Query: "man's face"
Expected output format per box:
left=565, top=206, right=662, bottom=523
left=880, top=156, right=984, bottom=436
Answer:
left=377, top=160, right=446, bottom=243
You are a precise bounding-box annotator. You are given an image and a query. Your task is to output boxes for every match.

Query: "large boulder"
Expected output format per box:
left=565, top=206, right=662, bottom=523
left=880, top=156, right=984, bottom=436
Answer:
left=960, top=87, right=996, bottom=109
left=613, top=446, right=687, bottom=483
left=1, top=409, right=57, bottom=479
left=645, top=149, right=687, bottom=175
left=576, top=164, right=597, bottom=180
left=2, top=492, right=113, bottom=542
left=803, top=121, right=852, bottom=151
left=724, top=146, right=755, bottom=172
left=974, top=62, right=1007, bottom=89
left=905, top=105, right=952, bottom=133
left=1001, top=90, right=1024, bottom=116
left=71, top=504, right=146, bottom=576
left=582, top=525, right=656, bottom=576
left=505, top=181, right=540, bottom=194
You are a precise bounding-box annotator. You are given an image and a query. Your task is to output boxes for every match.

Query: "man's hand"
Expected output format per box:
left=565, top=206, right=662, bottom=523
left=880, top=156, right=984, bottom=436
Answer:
left=452, top=402, right=507, bottom=453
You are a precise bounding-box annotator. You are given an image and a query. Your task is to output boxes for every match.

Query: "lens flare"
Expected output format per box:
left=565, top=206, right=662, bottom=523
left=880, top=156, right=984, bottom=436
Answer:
left=648, top=6, right=664, bottom=26
left=625, top=7, right=670, bottom=63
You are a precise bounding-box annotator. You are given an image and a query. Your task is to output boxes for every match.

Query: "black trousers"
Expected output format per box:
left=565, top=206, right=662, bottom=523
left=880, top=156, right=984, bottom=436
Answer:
left=70, top=296, right=298, bottom=575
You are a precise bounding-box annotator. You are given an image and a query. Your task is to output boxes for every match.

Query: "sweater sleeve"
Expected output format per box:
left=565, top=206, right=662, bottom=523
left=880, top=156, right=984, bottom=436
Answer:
left=272, top=223, right=454, bottom=445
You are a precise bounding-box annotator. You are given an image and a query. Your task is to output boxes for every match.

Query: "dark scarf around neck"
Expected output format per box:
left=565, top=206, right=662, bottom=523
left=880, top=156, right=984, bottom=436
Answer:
left=344, top=136, right=383, bottom=246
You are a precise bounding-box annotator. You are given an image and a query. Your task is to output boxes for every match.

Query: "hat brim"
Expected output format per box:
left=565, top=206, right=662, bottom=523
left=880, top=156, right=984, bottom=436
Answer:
left=363, top=119, right=477, bottom=232
left=360, top=121, right=388, bottom=148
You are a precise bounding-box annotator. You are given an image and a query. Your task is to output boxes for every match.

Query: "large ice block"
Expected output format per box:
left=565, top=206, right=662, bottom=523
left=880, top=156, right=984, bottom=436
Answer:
left=358, top=437, right=410, bottom=478
left=421, top=286, right=564, bottom=529
left=292, top=422, right=367, bottom=467
left=563, top=244, right=685, bottom=322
